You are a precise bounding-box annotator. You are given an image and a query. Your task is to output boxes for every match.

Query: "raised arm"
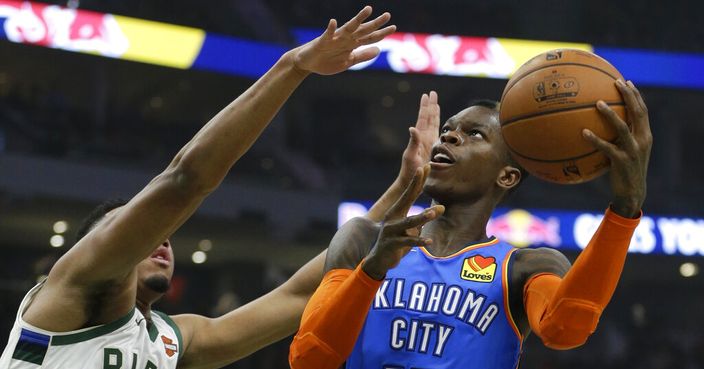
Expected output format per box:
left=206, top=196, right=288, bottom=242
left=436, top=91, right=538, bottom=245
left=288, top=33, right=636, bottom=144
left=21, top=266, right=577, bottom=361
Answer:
left=147, top=8, right=398, bottom=369
left=517, top=80, right=651, bottom=349
left=289, top=167, right=444, bottom=369
left=367, top=91, right=440, bottom=221
left=24, top=6, right=395, bottom=332
left=171, top=250, right=326, bottom=369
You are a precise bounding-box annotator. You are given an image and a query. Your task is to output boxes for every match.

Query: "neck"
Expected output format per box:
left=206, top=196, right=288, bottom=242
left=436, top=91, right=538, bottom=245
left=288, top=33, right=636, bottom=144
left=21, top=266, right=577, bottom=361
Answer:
left=136, top=298, right=153, bottom=321
left=421, top=196, right=496, bottom=257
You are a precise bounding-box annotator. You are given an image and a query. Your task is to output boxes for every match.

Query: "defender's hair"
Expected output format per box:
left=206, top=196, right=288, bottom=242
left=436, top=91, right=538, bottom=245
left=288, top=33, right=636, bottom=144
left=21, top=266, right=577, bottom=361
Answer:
left=75, top=198, right=128, bottom=242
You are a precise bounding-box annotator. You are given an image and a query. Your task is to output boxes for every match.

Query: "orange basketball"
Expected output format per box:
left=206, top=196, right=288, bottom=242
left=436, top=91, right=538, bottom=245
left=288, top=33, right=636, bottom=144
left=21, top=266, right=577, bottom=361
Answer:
left=499, top=49, right=627, bottom=184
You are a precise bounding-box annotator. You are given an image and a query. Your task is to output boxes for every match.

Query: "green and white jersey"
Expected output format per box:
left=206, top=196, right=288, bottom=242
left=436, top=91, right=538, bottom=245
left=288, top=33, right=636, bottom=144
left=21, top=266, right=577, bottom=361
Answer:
left=0, top=281, right=183, bottom=369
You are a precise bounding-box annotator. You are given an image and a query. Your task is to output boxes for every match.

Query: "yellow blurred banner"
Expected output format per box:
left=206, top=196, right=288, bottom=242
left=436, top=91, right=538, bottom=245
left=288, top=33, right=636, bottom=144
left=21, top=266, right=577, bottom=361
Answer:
left=113, top=15, right=205, bottom=69
left=497, top=38, right=593, bottom=75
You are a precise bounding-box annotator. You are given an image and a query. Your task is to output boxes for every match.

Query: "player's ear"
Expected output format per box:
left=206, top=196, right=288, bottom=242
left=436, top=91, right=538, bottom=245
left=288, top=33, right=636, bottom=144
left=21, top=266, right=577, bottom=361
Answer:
left=496, top=165, right=521, bottom=190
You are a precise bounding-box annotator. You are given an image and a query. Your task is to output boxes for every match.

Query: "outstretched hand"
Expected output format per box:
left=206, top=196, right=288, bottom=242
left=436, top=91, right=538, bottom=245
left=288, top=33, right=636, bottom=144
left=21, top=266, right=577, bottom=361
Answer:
left=292, top=6, right=396, bottom=76
left=362, top=165, right=445, bottom=280
left=582, top=80, right=652, bottom=218
left=398, top=91, right=441, bottom=184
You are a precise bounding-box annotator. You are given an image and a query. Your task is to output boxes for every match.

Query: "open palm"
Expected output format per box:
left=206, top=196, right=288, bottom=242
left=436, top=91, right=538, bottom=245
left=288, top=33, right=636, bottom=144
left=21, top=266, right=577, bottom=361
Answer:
left=293, top=6, right=396, bottom=76
left=399, top=91, right=441, bottom=183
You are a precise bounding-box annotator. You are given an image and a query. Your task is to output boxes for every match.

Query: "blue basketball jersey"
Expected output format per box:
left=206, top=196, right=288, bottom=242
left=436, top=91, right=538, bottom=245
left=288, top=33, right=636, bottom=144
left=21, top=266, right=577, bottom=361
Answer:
left=346, top=238, right=522, bottom=369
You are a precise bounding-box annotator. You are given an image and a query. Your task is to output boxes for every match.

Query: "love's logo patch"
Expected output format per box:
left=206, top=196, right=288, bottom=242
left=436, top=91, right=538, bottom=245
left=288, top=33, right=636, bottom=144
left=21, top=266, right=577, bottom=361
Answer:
left=461, top=255, right=497, bottom=283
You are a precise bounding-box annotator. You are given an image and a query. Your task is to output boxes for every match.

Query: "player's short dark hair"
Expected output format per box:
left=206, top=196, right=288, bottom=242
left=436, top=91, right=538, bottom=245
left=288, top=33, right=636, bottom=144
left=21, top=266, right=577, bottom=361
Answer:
left=75, top=198, right=128, bottom=242
left=467, top=99, right=501, bottom=111
left=467, top=99, right=529, bottom=197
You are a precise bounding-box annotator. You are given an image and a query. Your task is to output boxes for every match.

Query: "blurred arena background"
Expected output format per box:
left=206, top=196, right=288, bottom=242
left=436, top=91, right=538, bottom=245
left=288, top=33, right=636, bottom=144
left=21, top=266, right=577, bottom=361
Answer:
left=1, top=0, right=703, bottom=368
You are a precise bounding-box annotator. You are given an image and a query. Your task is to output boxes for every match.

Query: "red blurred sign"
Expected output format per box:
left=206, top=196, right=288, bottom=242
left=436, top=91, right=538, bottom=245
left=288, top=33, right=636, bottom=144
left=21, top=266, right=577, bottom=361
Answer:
left=0, top=0, right=127, bottom=56
left=351, top=33, right=514, bottom=77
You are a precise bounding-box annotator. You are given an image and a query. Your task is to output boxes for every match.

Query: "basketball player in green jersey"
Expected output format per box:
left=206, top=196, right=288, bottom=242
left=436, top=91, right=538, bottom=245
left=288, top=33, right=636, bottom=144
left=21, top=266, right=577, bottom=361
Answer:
left=0, top=7, right=395, bottom=369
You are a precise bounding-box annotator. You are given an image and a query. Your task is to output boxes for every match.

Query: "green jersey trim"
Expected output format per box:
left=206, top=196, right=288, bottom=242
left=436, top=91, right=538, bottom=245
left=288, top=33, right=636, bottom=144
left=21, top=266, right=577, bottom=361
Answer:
left=154, top=311, right=183, bottom=359
left=147, top=320, right=159, bottom=342
left=51, top=308, right=135, bottom=346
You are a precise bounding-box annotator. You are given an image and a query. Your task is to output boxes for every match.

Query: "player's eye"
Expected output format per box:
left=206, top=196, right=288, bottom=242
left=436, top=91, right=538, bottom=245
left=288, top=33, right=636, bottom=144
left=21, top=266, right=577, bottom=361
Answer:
left=467, top=129, right=484, bottom=138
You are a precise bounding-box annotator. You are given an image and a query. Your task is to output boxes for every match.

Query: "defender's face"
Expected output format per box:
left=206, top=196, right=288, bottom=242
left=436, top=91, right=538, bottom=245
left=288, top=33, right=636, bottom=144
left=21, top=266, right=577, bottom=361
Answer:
left=425, top=106, right=512, bottom=203
left=136, top=240, right=175, bottom=295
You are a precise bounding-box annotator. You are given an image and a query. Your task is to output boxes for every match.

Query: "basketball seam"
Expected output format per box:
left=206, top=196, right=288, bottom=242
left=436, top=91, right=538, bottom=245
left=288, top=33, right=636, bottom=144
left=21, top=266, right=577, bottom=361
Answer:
left=507, top=146, right=602, bottom=163
left=501, top=62, right=620, bottom=102
left=506, top=133, right=619, bottom=163
left=501, top=101, right=625, bottom=127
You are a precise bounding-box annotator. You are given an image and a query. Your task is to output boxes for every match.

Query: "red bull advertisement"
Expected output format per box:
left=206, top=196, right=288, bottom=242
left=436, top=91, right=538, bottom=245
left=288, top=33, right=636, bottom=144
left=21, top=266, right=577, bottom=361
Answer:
left=487, top=209, right=560, bottom=247
left=348, top=33, right=515, bottom=77
left=0, top=0, right=127, bottom=56
left=2, top=1, right=703, bottom=89
left=293, top=28, right=591, bottom=78
left=0, top=0, right=204, bottom=68
left=338, top=201, right=704, bottom=257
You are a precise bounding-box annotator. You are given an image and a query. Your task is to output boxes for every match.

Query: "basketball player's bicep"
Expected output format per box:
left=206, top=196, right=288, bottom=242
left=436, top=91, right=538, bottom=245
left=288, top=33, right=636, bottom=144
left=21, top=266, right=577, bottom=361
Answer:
left=516, top=247, right=571, bottom=281
left=60, top=169, right=207, bottom=284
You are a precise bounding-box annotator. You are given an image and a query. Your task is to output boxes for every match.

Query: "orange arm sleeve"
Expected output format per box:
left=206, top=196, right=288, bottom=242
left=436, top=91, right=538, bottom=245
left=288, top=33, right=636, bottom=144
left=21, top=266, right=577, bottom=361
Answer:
left=289, top=263, right=382, bottom=369
left=524, top=207, right=641, bottom=350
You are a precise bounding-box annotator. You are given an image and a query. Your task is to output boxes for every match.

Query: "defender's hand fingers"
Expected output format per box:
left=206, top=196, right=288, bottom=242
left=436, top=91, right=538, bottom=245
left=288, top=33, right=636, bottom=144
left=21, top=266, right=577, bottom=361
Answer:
left=428, top=91, right=440, bottom=131
left=338, top=6, right=373, bottom=34
left=385, top=205, right=444, bottom=234
left=353, top=12, right=391, bottom=37
left=428, top=91, right=438, bottom=105
left=321, top=19, right=337, bottom=40
left=350, top=46, right=381, bottom=65
left=386, top=167, right=425, bottom=219
left=416, top=93, right=430, bottom=127
left=358, top=25, right=396, bottom=46
left=408, top=127, right=421, bottom=150
left=422, top=163, right=431, bottom=182
left=384, top=236, right=433, bottom=249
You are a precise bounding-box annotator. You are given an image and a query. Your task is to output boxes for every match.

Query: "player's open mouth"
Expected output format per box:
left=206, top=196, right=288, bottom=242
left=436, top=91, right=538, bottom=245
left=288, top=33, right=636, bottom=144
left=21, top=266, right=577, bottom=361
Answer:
left=430, top=146, right=455, bottom=168
left=150, top=247, right=171, bottom=267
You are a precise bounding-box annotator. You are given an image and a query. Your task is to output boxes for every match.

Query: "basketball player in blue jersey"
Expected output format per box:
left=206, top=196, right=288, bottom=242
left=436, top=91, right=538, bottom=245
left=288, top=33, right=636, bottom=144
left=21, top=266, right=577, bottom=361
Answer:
left=0, top=7, right=398, bottom=369
left=290, top=83, right=652, bottom=369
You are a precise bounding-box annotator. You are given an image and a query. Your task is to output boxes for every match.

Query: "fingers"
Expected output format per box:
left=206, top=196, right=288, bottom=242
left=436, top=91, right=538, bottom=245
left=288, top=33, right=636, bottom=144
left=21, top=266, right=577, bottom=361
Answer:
left=624, top=80, right=652, bottom=142
left=408, top=127, right=420, bottom=149
left=322, top=19, right=337, bottom=40
left=338, top=5, right=373, bottom=35
left=383, top=236, right=433, bottom=249
left=428, top=91, right=440, bottom=130
left=358, top=25, right=396, bottom=45
left=416, top=93, right=429, bottom=126
left=353, top=11, right=391, bottom=38
left=595, top=100, right=637, bottom=151
left=428, top=91, right=437, bottom=105
left=350, top=46, right=381, bottom=65
left=416, top=91, right=440, bottom=131
left=385, top=205, right=444, bottom=234
left=582, top=129, right=619, bottom=159
left=615, top=80, right=638, bottom=130
left=627, top=81, right=648, bottom=114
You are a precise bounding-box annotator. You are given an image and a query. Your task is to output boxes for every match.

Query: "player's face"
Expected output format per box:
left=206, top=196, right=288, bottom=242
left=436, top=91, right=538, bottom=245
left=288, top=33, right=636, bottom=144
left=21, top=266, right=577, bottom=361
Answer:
left=425, top=106, right=514, bottom=203
left=136, top=240, right=175, bottom=296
